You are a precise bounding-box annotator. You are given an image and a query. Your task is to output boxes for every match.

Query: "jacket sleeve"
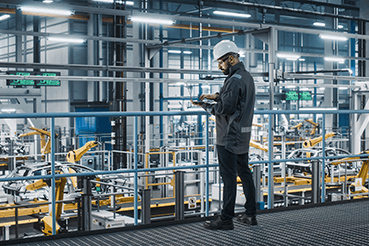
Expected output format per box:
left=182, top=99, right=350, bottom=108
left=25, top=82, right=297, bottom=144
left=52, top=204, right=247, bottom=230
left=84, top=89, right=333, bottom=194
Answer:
left=201, top=78, right=240, bottom=116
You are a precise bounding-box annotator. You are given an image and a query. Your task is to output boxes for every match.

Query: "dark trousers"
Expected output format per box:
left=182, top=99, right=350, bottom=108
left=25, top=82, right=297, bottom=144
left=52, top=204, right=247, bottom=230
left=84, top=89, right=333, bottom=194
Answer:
left=217, top=145, right=256, bottom=220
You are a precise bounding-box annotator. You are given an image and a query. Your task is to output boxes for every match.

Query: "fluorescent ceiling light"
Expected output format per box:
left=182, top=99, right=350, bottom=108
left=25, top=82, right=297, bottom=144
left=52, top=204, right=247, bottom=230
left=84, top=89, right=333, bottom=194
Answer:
left=320, top=34, right=348, bottom=41
left=130, top=16, right=174, bottom=25
left=48, top=37, right=86, bottom=44
left=299, top=58, right=305, bottom=61
left=183, top=51, right=192, bottom=54
left=338, top=24, right=344, bottom=29
left=20, top=6, right=73, bottom=16
left=0, top=14, right=10, bottom=21
left=1, top=109, right=16, bottom=113
left=324, top=57, right=345, bottom=63
left=277, top=53, right=301, bottom=60
left=213, top=11, right=251, bottom=18
left=93, top=0, right=134, bottom=4
left=43, top=0, right=53, bottom=3
left=286, top=58, right=299, bottom=61
left=313, top=22, right=326, bottom=27
left=168, top=50, right=181, bottom=54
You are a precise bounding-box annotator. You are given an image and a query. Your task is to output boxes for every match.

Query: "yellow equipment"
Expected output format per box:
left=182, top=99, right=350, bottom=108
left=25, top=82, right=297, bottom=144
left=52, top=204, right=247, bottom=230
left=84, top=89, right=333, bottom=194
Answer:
left=26, top=174, right=67, bottom=235
left=303, top=132, right=335, bottom=148
left=331, top=150, right=369, bottom=194
left=66, top=141, right=98, bottom=163
left=291, top=122, right=303, bottom=130
left=18, top=127, right=58, bottom=155
left=304, top=118, right=319, bottom=135
left=302, top=132, right=335, bottom=159
left=66, top=141, right=98, bottom=189
left=250, top=140, right=268, bottom=152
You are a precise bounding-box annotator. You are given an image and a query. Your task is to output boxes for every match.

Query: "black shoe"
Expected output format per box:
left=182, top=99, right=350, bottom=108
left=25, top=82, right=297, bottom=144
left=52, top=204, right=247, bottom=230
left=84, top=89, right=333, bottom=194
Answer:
left=203, top=216, right=234, bottom=230
left=236, top=213, right=257, bottom=225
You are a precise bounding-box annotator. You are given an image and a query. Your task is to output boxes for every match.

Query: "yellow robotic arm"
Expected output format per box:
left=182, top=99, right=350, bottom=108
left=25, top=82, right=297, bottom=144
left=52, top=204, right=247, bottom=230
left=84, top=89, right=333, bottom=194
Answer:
left=250, top=140, right=268, bottom=152
left=26, top=175, right=67, bottom=235
left=303, top=132, right=335, bottom=148
left=18, top=127, right=58, bottom=155
left=331, top=150, right=369, bottom=194
left=304, top=118, right=319, bottom=135
left=291, top=122, right=303, bottom=130
left=66, top=141, right=99, bottom=163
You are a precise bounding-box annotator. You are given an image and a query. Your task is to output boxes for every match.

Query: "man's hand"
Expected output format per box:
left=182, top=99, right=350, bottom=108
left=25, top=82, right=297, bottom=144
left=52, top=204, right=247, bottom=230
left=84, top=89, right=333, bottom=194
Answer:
left=191, top=99, right=203, bottom=107
left=199, top=94, right=218, bottom=101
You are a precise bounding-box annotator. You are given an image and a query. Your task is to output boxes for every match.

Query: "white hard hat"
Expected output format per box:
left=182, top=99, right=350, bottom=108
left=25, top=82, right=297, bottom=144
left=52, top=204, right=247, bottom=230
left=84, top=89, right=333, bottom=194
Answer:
left=213, top=40, right=239, bottom=61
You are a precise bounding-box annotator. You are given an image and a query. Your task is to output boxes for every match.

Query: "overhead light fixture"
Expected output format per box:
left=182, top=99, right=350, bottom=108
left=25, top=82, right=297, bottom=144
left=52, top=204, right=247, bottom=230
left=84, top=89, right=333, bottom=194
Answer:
left=183, top=51, right=192, bottom=55
left=48, top=37, right=86, bottom=44
left=324, top=57, right=345, bottom=63
left=1, top=109, right=16, bottom=113
left=277, top=53, right=301, bottom=60
left=20, top=6, right=74, bottom=16
left=43, top=0, right=53, bottom=3
left=320, top=34, right=348, bottom=41
left=92, top=0, right=134, bottom=4
left=313, top=22, right=326, bottom=27
left=213, top=11, right=251, bottom=18
left=299, top=58, right=305, bottom=61
left=0, top=14, right=10, bottom=21
left=129, top=16, right=174, bottom=25
left=168, top=50, right=181, bottom=54
left=338, top=24, right=344, bottom=29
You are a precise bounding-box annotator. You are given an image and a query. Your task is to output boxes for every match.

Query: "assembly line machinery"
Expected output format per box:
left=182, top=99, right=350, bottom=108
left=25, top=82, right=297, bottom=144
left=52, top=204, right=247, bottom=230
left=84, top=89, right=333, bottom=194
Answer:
left=0, top=109, right=366, bottom=241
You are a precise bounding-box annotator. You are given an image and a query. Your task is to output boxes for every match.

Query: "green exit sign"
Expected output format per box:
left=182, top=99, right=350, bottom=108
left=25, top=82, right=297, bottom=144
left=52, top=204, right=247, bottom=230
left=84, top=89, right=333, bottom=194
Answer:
left=285, top=91, right=312, bottom=101
left=7, top=72, right=35, bottom=86
left=36, top=72, right=61, bottom=86
left=6, top=71, right=61, bottom=86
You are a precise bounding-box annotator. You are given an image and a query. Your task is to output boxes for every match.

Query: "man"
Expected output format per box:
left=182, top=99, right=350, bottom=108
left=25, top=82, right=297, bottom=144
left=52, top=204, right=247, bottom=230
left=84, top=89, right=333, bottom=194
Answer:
left=193, top=40, right=257, bottom=230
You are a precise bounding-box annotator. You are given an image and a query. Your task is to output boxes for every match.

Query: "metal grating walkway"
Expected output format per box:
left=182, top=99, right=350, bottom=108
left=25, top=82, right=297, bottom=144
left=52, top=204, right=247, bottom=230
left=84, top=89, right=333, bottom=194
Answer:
left=8, top=200, right=369, bottom=246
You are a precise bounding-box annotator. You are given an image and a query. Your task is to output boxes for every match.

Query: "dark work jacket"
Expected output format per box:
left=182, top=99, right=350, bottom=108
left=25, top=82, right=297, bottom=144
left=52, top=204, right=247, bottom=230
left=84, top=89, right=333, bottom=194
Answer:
left=202, top=62, right=255, bottom=155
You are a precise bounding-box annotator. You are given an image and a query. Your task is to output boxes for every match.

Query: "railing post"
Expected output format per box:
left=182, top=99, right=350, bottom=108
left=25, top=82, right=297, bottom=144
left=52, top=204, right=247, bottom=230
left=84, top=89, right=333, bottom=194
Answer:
left=15, top=207, right=18, bottom=238
left=312, top=160, right=321, bottom=204
left=134, top=116, right=138, bottom=225
left=82, top=177, right=92, bottom=231
left=253, top=164, right=263, bottom=209
left=141, top=189, right=151, bottom=224
left=268, top=113, right=274, bottom=209
left=321, top=114, right=326, bottom=202
left=175, top=171, right=185, bottom=220
left=205, top=114, right=209, bottom=216
left=50, top=117, right=56, bottom=235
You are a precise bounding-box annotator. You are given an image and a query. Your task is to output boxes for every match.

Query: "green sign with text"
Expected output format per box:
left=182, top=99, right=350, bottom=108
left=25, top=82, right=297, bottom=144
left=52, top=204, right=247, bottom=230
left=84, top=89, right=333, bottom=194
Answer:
left=285, top=91, right=312, bottom=101
left=6, top=71, right=61, bottom=86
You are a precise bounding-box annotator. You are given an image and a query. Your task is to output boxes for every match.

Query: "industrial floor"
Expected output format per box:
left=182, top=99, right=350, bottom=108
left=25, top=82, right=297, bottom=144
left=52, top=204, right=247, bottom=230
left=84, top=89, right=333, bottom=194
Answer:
left=6, top=199, right=369, bottom=246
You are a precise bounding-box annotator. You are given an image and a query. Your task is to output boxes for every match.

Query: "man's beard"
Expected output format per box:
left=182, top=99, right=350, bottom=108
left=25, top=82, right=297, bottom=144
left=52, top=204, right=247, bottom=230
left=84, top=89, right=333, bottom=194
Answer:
left=221, top=61, right=230, bottom=75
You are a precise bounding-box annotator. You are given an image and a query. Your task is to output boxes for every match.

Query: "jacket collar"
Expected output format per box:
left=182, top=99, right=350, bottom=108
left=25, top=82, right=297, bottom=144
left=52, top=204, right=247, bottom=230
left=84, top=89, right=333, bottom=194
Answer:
left=227, top=62, right=245, bottom=79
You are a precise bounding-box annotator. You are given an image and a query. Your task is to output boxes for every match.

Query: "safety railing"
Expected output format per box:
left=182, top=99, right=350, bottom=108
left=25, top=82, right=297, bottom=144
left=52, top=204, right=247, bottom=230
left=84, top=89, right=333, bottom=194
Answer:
left=1, top=109, right=369, bottom=238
